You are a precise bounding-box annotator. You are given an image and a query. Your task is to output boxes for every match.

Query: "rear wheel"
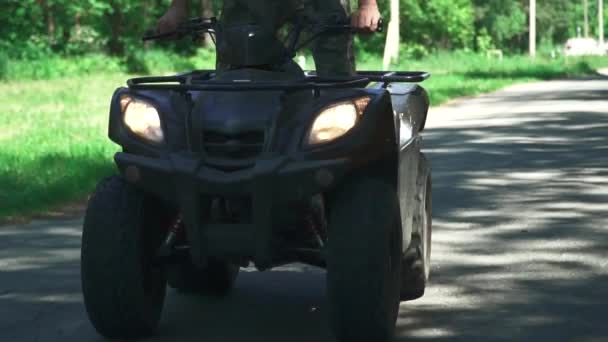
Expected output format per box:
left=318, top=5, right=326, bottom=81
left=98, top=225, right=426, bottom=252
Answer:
left=81, top=176, right=167, bottom=339
left=167, top=258, right=239, bottom=295
left=327, top=178, right=402, bottom=342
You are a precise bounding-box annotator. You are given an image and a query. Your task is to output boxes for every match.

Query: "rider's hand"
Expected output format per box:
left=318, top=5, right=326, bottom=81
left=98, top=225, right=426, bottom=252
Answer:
left=351, top=3, right=382, bottom=32
left=156, top=5, right=188, bottom=38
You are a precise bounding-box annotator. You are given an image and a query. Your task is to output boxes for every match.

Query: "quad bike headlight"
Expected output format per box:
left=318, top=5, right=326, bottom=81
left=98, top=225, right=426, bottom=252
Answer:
left=307, top=97, right=371, bottom=146
left=120, top=96, right=164, bottom=144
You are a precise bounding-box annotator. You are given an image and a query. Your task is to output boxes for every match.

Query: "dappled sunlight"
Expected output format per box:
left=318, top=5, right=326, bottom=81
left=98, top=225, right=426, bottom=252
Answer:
left=397, top=78, right=608, bottom=341
left=2, top=292, right=82, bottom=304
left=0, top=219, right=91, bottom=340
left=0, top=221, right=82, bottom=271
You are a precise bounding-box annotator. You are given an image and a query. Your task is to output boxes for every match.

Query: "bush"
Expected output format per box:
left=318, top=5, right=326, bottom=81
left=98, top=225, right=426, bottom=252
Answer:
left=1, top=48, right=218, bottom=81
left=0, top=52, right=7, bottom=80
left=191, top=48, right=216, bottom=70
left=124, top=50, right=150, bottom=74
left=65, top=25, right=108, bottom=55
left=401, top=43, right=430, bottom=60
left=6, top=54, right=123, bottom=80
left=476, top=28, right=495, bottom=52
left=13, top=38, right=54, bottom=60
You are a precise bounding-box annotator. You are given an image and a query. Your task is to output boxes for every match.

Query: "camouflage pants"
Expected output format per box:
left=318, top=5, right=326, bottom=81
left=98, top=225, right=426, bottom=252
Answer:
left=221, top=0, right=355, bottom=77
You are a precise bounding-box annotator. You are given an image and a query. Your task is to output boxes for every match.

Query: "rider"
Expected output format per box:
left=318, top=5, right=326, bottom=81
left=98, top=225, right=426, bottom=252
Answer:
left=157, top=0, right=382, bottom=77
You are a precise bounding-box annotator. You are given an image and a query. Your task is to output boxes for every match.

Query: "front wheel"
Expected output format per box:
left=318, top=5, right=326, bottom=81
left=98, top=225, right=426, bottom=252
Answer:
left=327, top=178, right=402, bottom=342
left=81, top=176, right=167, bottom=339
left=401, top=173, right=432, bottom=301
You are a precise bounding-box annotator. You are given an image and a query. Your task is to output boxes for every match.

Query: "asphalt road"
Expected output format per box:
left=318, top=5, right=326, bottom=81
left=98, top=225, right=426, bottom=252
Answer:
left=2, top=77, right=608, bottom=342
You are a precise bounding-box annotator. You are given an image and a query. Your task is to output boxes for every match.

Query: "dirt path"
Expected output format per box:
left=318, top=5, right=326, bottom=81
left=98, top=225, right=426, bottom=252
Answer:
left=1, top=77, right=607, bottom=341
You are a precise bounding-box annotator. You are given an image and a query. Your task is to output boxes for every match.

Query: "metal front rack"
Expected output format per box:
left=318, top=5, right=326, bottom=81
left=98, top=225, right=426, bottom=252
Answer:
left=127, top=71, right=430, bottom=92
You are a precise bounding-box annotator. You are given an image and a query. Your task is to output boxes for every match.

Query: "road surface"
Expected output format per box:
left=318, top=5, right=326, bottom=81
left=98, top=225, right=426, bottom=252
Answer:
left=2, top=77, right=608, bottom=342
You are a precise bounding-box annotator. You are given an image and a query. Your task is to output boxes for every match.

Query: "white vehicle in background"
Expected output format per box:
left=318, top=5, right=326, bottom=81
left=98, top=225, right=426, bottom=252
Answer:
left=564, top=38, right=605, bottom=56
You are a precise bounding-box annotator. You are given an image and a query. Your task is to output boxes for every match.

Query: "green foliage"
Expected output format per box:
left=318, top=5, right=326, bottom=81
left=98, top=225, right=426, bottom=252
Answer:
left=476, top=28, right=495, bottom=52
left=64, top=25, right=108, bottom=55
left=0, top=52, right=8, bottom=80
left=401, top=43, right=429, bottom=60
left=474, top=0, right=526, bottom=50
left=537, top=0, right=576, bottom=44
left=124, top=49, right=150, bottom=74
left=5, top=54, right=123, bottom=80
left=1, top=0, right=605, bottom=60
left=403, top=0, right=476, bottom=49
left=2, top=49, right=216, bottom=81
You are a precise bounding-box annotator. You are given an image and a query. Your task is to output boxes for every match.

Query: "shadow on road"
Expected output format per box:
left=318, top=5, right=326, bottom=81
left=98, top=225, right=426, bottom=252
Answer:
left=161, top=269, right=332, bottom=342
left=1, top=80, right=607, bottom=342
left=0, top=220, right=86, bottom=341
left=397, top=83, right=608, bottom=341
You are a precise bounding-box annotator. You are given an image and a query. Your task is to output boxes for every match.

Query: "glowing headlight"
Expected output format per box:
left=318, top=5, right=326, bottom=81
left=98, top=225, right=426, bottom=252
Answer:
left=307, top=97, right=371, bottom=146
left=121, top=96, right=164, bottom=144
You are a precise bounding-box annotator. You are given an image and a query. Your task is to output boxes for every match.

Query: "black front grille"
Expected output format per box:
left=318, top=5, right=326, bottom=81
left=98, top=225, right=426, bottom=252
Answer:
left=202, top=130, right=265, bottom=161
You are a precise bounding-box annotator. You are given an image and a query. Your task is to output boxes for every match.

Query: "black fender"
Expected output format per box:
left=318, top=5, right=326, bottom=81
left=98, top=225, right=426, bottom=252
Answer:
left=387, top=83, right=430, bottom=133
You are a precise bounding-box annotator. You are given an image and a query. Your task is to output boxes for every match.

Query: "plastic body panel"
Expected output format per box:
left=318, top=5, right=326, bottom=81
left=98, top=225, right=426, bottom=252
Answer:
left=109, top=69, right=430, bottom=270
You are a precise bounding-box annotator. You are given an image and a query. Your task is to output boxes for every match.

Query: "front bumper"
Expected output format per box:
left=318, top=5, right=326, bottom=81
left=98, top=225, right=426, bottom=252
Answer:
left=115, top=151, right=350, bottom=269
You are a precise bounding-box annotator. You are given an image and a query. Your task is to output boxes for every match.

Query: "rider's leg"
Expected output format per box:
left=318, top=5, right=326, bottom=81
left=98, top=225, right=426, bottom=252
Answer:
left=311, top=0, right=356, bottom=77
left=219, top=0, right=354, bottom=77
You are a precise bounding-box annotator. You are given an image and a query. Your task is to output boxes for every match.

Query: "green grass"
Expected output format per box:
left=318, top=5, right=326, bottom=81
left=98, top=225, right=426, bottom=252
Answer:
left=361, top=51, right=605, bottom=105
left=1, top=49, right=217, bottom=81
left=1, top=51, right=607, bottom=221
left=0, top=75, right=124, bottom=220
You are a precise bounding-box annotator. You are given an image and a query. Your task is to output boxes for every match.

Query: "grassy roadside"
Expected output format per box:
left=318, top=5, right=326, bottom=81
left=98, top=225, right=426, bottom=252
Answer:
left=361, top=52, right=607, bottom=105
left=1, top=52, right=607, bottom=222
left=0, top=75, right=124, bottom=222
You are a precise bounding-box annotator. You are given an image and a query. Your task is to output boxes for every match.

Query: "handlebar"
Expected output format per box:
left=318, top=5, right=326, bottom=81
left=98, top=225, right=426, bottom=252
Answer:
left=143, top=17, right=216, bottom=41
left=143, top=17, right=384, bottom=42
left=322, top=18, right=385, bottom=34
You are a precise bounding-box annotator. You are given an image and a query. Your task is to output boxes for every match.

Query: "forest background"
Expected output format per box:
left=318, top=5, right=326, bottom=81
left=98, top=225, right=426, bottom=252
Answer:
left=1, top=0, right=607, bottom=221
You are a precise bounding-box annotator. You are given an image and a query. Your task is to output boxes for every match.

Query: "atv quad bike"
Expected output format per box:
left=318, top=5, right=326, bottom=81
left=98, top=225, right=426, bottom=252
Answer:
left=81, top=17, right=432, bottom=342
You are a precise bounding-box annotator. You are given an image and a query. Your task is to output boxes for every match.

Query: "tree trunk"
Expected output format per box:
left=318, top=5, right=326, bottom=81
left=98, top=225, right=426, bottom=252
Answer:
left=383, top=0, right=400, bottom=70
left=201, top=0, right=214, bottom=47
left=47, top=11, right=56, bottom=43
left=106, top=0, right=125, bottom=55
left=529, top=0, right=536, bottom=58
left=584, top=0, right=590, bottom=37
left=37, top=0, right=55, bottom=44
left=600, top=0, right=605, bottom=46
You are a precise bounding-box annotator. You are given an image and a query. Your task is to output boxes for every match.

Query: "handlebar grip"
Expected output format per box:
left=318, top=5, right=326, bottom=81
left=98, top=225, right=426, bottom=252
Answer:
left=348, top=18, right=385, bottom=34
left=376, top=18, right=385, bottom=33
left=142, top=18, right=215, bottom=41
left=142, top=29, right=177, bottom=41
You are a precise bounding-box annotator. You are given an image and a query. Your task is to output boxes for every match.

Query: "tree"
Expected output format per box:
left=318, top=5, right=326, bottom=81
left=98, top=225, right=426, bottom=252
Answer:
left=402, top=0, right=476, bottom=49
left=201, top=0, right=214, bottom=46
left=537, top=0, right=577, bottom=44
left=0, top=0, right=602, bottom=59
left=474, top=0, right=527, bottom=51
left=530, top=0, right=536, bottom=57
left=600, top=0, right=605, bottom=45
left=585, top=0, right=590, bottom=37
left=383, top=0, right=400, bottom=69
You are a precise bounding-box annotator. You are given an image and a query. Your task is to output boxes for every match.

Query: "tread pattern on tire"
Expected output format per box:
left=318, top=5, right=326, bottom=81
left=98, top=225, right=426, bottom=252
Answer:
left=400, top=153, right=432, bottom=301
left=327, top=178, right=402, bottom=342
left=81, top=176, right=167, bottom=339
